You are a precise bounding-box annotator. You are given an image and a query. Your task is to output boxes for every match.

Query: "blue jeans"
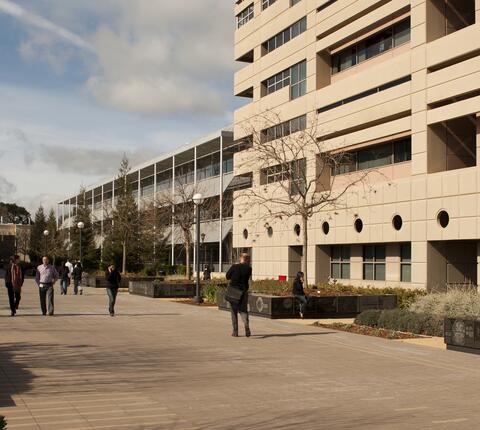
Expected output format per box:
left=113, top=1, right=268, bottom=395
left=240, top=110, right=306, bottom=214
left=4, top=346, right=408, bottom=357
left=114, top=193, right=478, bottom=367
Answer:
left=295, top=295, right=309, bottom=315
left=61, top=280, right=69, bottom=295
left=106, top=287, right=118, bottom=315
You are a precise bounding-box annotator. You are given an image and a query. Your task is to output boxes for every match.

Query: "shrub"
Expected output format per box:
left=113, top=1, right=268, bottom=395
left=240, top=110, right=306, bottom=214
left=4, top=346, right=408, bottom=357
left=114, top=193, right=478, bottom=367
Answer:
left=410, top=289, right=480, bottom=319
left=376, top=309, right=443, bottom=337
left=0, top=415, right=6, bottom=430
left=354, top=309, right=382, bottom=327
left=175, top=265, right=187, bottom=276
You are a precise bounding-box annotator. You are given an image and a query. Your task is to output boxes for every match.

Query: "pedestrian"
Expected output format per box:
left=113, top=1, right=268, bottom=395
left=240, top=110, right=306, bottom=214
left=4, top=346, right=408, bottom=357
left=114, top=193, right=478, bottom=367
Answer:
left=72, top=261, right=83, bottom=295
left=60, top=263, right=70, bottom=295
left=106, top=264, right=121, bottom=316
left=4, top=255, right=24, bottom=316
left=203, top=264, right=211, bottom=281
left=65, top=258, right=73, bottom=276
left=293, top=271, right=309, bottom=319
left=225, top=253, right=252, bottom=337
left=35, top=256, right=58, bottom=316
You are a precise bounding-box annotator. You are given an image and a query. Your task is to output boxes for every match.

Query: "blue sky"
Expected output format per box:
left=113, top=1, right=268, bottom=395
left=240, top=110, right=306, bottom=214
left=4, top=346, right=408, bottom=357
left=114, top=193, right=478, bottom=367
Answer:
left=0, top=0, right=241, bottom=214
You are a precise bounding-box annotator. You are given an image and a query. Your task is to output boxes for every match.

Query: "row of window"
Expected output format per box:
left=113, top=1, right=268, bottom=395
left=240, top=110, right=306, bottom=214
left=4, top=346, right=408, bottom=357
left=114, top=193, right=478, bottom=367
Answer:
left=332, top=137, right=411, bottom=175
left=264, top=60, right=306, bottom=99
left=237, top=0, right=301, bottom=29
left=262, top=0, right=276, bottom=10
left=263, top=17, right=307, bottom=55
left=262, top=114, right=306, bottom=143
left=332, top=18, right=410, bottom=74
left=331, top=244, right=411, bottom=282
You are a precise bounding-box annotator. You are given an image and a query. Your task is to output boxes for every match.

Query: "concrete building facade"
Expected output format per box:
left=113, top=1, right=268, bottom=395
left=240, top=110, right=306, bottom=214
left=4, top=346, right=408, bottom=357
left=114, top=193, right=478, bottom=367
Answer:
left=58, top=128, right=252, bottom=273
left=233, top=0, right=480, bottom=289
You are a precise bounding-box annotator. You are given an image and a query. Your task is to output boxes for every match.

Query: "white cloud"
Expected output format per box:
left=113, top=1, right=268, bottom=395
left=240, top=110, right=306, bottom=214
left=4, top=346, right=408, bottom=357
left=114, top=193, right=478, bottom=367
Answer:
left=0, top=176, right=16, bottom=200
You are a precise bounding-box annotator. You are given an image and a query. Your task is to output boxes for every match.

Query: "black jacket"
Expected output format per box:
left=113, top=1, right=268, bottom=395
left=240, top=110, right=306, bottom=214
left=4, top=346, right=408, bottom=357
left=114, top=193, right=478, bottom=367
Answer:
left=4, top=263, right=24, bottom=286
left=226, top=263, right=252, bottom=292
left=72, top=265, right=83, bottom=281
left=292, top=278, right=305, bottom=296
left=106, top=269, right=122, bottom=288
left=61, top=267, right=70, bottom=282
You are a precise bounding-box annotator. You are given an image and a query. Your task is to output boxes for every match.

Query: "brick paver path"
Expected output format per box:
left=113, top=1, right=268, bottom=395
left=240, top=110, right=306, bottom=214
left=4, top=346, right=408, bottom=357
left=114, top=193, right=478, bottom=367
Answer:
left=1, top=279, right=480, bottom=429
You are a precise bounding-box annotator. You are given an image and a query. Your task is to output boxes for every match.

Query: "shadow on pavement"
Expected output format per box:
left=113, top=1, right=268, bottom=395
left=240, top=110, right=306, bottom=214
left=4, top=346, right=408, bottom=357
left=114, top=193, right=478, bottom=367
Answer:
left=251, top=331, right=336, bottom=339
left=0, top=313, right=181, bottom=317
left=0, top=344, right=35, bottom=407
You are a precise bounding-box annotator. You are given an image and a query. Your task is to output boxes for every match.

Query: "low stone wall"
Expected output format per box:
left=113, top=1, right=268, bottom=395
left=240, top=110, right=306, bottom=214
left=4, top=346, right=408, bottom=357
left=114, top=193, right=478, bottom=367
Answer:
left=444, top=318, right=480, bottom=354
left=217, top=290, right=397, bottom=319
left=82, top=274, right=162, bottom=288
left=129, top=280, right=196, bottom=298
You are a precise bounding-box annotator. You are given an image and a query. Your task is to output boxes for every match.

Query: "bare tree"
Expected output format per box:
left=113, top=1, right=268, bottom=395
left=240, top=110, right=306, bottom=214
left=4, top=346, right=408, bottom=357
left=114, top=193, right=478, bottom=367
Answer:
left=155, top=181, right=218, bottom=280
left=16, top=226, right=31, bottom=261
left=236, top=111, right=373, bottom=281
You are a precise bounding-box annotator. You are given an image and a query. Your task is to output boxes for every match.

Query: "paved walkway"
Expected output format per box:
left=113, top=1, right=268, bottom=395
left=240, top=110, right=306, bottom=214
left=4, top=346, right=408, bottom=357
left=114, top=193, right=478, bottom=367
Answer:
left=1, top=280, right=479, bottom=430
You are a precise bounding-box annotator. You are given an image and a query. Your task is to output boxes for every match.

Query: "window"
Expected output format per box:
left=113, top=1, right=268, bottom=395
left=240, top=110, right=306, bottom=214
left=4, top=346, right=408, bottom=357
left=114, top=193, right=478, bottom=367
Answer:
left=331, top=18, right=410, bottom=74
left=263, top=115, right=306, bottom=143
left=318, top=76, right=411, bottom=113
left=332, top=137, right=411, bottom=175
left=262, top=0, right=276, bottom=10
left=331, top=246, right=350, bottom=279
left=197, top=152, right=220, bottom=181
left=400, top=243, right=411, bottom=282
left=261, top=159, right=306, bottom=196
left=291, top=0, right=301, bottom=5
left=263, top=17, right=307, bottom=55
left=264, top=60, right=306, bottom=99
left=363, top=245, right=386, bottom=281
left=222, top=155, right=234, bottom=174
left=237, top=4, right=254, bottom=29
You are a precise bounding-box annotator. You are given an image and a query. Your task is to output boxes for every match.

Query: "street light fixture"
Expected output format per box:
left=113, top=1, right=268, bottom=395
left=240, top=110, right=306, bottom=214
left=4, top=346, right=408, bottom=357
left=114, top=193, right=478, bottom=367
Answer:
left=77, top=221, right=85, bottom=264
left=192, top=193, right=204, bottom=304
left=43, top=229, right=49, bottom=255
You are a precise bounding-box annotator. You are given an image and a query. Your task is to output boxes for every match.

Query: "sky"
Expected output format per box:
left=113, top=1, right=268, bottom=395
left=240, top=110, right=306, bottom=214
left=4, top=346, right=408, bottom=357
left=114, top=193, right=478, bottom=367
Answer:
left=0, top=0, right=241, bottom=215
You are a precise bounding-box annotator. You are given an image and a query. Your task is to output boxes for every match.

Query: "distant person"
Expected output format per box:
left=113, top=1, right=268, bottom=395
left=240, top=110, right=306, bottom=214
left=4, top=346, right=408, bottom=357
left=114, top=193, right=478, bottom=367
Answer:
left=225, top=253, right=252, bottom=337
left=65, top=258, right=73, bottom=277
left=60, top=263, right=70, bottom=295
left=203, top=264, right=211, bottom=281
left=4, top=255, right=24, bottom=316
left=35, top=256, right=58, bottom=316
left=293, top=271, right=309, bottom=319
left=72, top=262, right=83, bottom=295
left=106, top=264, right=121, bottom=316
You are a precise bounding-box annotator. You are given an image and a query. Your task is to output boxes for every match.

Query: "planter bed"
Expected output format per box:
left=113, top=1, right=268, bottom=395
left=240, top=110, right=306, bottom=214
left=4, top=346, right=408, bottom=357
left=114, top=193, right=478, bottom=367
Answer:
left=314, top=322, right=421, bottom=340
left=216, top=290, right=396, bottom=319
left=444, top=318, right=480, bottom=354
left=129, top=280, right=196, bottom=298
left=82, top=275, right=162, bottom=289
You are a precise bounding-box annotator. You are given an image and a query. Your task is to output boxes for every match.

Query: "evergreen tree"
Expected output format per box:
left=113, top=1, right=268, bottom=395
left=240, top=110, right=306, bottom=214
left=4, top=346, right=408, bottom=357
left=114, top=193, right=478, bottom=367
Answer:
left=70, top=188, right=97, bottom=269
left=45, top=209, right=68, bottom=265
left=29, top=206, right=47, bottom=262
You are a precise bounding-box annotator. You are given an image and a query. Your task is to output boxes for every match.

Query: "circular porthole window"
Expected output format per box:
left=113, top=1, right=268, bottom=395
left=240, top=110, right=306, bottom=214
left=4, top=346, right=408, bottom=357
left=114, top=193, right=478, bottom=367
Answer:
left=267, top=226, right=273, bottom=237
left=294, top=224, right=301, bottom=237
left=392, top=215, right=403, bottom=231
left=354, top=218, right=363, bottom=233
left=437, top=210, right=449, bottom=228
left=243, top=228, right=248, bottom=239
left=322, top=221, right=330, bottom=235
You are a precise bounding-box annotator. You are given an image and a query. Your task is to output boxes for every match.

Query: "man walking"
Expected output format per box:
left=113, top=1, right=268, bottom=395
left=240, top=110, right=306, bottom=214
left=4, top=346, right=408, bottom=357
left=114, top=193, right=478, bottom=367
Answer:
left=72, top=261, right=83, bottom=295
left=4, top=255, right=24, bottom=316
left=225, top=253, right=252, bottom=337
left=35, top=256, right=58, bottom=316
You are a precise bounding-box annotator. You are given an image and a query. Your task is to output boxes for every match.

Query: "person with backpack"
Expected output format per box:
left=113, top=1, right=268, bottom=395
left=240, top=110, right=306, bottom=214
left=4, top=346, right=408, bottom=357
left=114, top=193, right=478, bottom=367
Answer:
left=60, top=262, right=70, bottom=295
left=225, top=253, right=252, bottom=337
left=4, top=255, right=24, bottom=316
left=72, top=262, right=83, bottom=295
left=106, top=264, right=121, bottom=316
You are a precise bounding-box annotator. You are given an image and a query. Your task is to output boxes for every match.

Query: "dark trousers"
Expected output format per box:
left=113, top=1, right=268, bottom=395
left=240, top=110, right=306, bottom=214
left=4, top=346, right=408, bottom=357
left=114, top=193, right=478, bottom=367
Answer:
left=61, top=280, right=69, bottom=295
left=73, top=280, right=82, bottom=295
left=295, top=295, right=309, bottom=315
left=106, top=287, right=118, bottom=315
left=230, top=292, right=249, bottom=333
left=39, top=284, right=54, bottom=315
left=6, top=283, right=21, bottom=314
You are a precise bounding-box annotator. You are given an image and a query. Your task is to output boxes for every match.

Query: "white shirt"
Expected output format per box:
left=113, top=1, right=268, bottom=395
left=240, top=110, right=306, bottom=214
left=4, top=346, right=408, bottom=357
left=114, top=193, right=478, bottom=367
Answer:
left=65, top=261, right=73, bottom=274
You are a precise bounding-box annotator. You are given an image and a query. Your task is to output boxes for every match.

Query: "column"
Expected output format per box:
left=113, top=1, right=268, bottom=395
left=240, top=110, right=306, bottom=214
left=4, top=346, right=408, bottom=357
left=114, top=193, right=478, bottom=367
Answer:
left=171, top=156, right=175, bottom=266
left=193, top=147, right=197, bottom=275
left=219, top=134, right=224, bottom=273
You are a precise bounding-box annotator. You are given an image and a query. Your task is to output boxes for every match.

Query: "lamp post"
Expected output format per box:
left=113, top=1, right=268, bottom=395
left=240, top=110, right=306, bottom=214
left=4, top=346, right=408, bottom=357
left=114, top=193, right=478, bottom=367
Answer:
left=192, top=193, right=204, bottom=304
left=43, top=230, right=49, bottom=256
left=77, top=221, right=85, bottom=264
left=201, top=232, right=206, bottom=270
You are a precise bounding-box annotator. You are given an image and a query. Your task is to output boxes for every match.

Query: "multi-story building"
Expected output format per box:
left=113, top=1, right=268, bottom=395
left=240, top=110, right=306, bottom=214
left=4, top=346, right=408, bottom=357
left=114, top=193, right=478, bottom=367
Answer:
left=58, top=128, right=252, bottom=272
left=233, top=0, right=480, bottom=289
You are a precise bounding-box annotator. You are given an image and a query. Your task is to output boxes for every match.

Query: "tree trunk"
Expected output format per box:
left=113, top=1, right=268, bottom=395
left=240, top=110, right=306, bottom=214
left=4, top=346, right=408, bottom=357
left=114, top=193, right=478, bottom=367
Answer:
left=122, top=241, right=127, bottom=274
left=185, top=238, right=191, bottom=280
left=302, top=216, right=308, bottom=284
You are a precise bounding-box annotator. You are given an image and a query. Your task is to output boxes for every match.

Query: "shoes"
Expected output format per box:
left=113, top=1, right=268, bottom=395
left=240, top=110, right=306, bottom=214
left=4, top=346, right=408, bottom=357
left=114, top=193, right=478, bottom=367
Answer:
left=79, top=291, right=83, bottom=295
left=110, top=313, right=114, bottom=317
left=42, top=313, right=47, bottom=316
left=10, top=311, right=15, bottom=317
left=231, top=331, right=238, bottom=337
left=299, top=312, right=304, bottom=320
left=245, top=328, right=251, bottom=337
left=15, top=303, right=19, bottom=310
left=48, top=313, right=54, bottom=316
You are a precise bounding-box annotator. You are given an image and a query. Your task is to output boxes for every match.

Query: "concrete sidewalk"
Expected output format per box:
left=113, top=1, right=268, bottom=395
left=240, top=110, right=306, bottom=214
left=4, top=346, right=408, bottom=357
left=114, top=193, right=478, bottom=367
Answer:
left=0, top=280, right=479, bottom=429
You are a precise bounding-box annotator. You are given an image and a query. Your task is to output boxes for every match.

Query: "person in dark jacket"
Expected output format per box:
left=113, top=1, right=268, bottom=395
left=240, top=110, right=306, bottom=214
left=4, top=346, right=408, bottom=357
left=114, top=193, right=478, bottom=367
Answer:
left=106, top=265, right=121, bottom=316
left=60, top=263, right=70, bottom=295
left=203, top=264, right=211, bottom=281
left=4, top=255, right=24, bottom=316
left=72, top=262, right=83, bottom=295
left=225, top=253, right=252, bottom=337
left=292, top=271, right=309, bottom=319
